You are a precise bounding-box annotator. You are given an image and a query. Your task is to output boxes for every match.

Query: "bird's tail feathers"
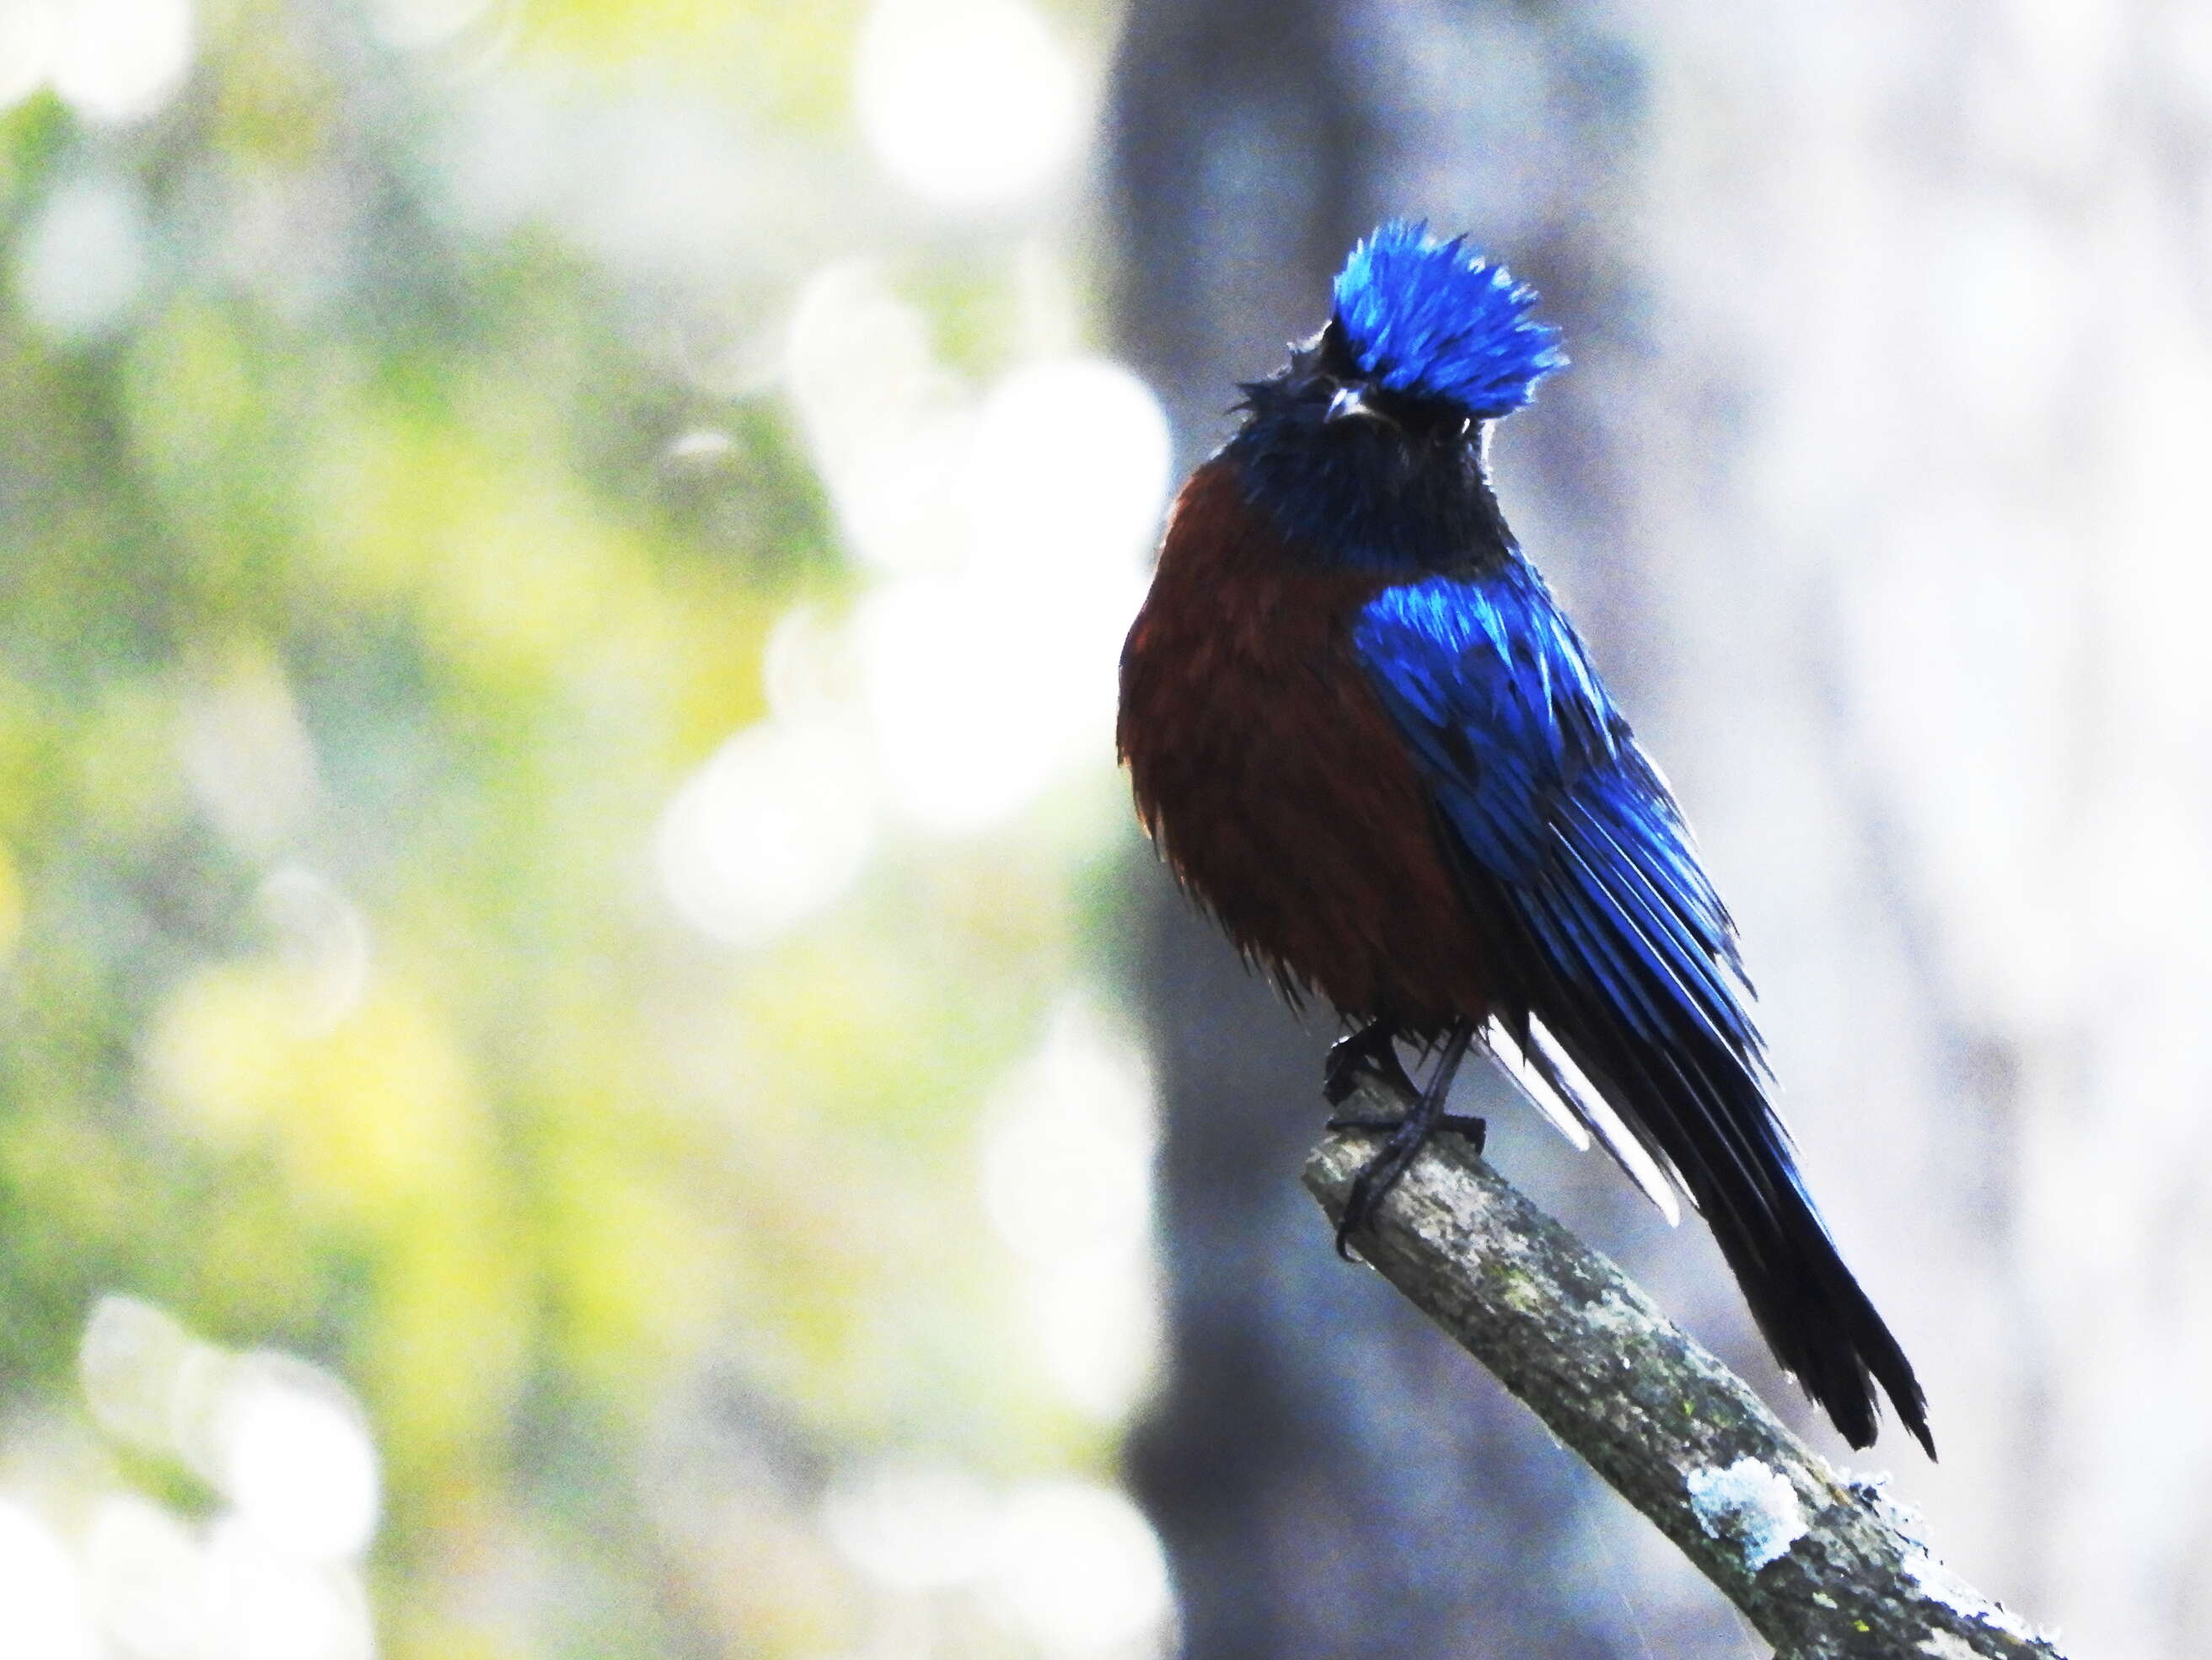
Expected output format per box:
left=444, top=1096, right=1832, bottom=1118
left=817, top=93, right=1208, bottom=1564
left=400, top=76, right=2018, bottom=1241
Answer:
left=1553, top=1020, right=1936, bottom=1459
left=1481, top=1014, right=1683, bottom=1227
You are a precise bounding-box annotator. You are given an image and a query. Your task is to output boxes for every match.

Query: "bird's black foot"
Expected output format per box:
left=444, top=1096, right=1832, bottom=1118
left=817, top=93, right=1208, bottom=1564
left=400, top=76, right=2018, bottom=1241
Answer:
left=1323, top=1018, right=1417, bottom=1107
left=1329, top=1023, right=1479, bottom=1260
left=1329, top=1105, right=1486, bottom=1259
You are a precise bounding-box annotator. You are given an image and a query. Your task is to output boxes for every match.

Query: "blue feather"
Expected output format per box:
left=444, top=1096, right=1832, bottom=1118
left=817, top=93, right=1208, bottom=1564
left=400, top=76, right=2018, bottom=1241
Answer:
left=1350, top=564, right=1762, bottom=1064
left=1333, top=221, right=1566, bottom=416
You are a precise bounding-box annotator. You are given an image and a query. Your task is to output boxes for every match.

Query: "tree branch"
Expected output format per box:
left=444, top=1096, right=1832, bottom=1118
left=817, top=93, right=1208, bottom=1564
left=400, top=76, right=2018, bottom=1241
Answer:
left=1303, top=1115, right=2067, bottom=1659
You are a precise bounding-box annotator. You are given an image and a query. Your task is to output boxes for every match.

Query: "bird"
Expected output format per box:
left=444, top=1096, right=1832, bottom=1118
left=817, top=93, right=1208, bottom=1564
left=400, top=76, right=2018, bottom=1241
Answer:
left=1116, top=220, right=1933, bottom=1457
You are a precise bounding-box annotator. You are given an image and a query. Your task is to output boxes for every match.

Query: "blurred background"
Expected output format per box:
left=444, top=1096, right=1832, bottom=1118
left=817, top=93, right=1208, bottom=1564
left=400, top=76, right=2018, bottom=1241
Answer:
left=2, top=0, right=2209, bottom=1657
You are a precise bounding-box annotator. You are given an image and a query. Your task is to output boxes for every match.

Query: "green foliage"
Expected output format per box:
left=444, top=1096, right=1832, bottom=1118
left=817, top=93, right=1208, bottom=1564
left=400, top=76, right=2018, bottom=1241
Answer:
left=0, top=4, right=1142, bottom=1656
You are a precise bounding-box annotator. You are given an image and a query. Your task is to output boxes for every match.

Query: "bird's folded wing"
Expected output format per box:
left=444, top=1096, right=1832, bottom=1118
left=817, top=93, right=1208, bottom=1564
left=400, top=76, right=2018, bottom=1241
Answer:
left=1350, top=572, right=1805, bottom=1243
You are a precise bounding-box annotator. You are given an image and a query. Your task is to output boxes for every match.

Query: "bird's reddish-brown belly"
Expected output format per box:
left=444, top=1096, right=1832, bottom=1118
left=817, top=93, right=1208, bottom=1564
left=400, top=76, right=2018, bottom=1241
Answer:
left=1116, top=461, right=1490, bottom=1034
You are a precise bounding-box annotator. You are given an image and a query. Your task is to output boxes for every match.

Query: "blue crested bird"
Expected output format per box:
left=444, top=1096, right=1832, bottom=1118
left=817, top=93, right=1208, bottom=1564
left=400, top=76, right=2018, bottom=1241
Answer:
left=1117, top=220, right=1933, bottom=1455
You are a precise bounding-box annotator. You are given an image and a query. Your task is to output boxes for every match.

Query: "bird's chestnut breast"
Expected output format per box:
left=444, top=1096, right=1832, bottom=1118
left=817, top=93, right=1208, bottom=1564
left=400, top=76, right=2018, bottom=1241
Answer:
left=1117, top=459, right=1491, bottom=1032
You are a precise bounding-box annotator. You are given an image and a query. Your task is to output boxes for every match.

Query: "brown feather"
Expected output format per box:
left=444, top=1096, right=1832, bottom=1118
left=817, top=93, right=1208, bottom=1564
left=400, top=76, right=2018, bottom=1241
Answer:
left=1117, top=459, right=1491, bottom=1035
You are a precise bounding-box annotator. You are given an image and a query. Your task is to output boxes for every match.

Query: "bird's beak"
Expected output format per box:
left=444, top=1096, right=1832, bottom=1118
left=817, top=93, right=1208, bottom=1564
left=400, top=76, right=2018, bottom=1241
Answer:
left=1324, top=384, right=1394, bottom=427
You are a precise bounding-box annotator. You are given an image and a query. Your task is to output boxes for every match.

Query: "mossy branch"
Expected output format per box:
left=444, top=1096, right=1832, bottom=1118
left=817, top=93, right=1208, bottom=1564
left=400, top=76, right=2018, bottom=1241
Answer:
left=1304, top=1112, right=2067, bottom=1660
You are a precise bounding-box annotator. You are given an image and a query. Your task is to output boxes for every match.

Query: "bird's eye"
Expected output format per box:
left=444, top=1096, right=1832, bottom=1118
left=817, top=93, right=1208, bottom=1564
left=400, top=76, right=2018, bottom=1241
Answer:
left=1306, top=326, right=1469, bottom=443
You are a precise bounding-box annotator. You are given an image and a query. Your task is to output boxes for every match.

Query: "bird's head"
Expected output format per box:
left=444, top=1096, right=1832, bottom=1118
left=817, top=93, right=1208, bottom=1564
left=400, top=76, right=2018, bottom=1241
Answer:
left=1229, top=223, right=1564, bottom=568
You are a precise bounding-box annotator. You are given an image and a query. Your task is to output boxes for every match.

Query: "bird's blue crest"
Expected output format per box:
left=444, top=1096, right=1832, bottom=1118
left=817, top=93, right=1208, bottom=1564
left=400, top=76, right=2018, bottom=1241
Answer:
left=1331, top=221, right=1565, bottom=416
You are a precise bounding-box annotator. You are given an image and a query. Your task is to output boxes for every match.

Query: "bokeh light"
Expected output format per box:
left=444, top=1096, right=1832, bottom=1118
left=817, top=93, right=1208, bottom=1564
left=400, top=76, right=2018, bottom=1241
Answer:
left=855, top=0, right=1087, bottom=212
left=783, top=271, right=1168, bottom=838
left=851, top=571, right=1082, bottom=834
left=988, top=1482, right=1173, bottom=1658
left=176, top=655, right=321, bottom=857
left=257, top=865, right=374, bottom=1037
left=365, top=0, right=494, bottom=51
left=0, top=1500, right=98, bottom=1660
left=48, top=0, right=195, bottom=125
left=656, top=715, right=878, bottom=948
left=72, top=1303, right=382, bottom=1657
left=968, top=359, right=1173, bottom=577
left=0, top=3, right=60, bottom=110
left=980, top=1002, right=1162, bottom=1421
left=674, top=261, right=1170, bottom=874
left=822, top=1456, right=1001, bottom=1592
left=980, top=1003, right=1156, bottom=1267
left=786, top=259, right=975, bottom=577
left=13, top=174, right=150, bottom=341
left=215, top=1358, right=381, bottom=1562
left=79, top=1296, right=204, bottom=1456
left=825, top=1463, right=1174, bottom=1657
left=202, top=1518, right=375, bottom=1660
left=86, top=1496, right=210, bottom=1659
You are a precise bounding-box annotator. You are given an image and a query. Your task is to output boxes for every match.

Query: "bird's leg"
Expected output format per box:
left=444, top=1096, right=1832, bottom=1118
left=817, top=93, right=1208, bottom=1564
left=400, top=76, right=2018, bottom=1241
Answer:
left=1323, top=1017, right=1416, bottom=1106
left=1324, top=1019, right=1483, bottom=1138
left=1332, top=1021, right=1482, bottom=1259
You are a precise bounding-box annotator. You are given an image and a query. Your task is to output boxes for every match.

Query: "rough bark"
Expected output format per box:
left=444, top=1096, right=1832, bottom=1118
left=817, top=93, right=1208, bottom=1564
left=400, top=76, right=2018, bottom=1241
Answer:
left=1307, top=1116, right=2065, bottom=1660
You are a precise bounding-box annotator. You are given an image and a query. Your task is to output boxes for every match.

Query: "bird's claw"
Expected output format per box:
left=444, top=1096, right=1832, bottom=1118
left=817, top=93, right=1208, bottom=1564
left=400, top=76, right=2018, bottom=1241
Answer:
left=1323, top=1020, right=1417, bottom=1107
left=1336, top=1131, right=1422, bottom=1257
left=1328, top=1109, right=1486, bottom=1257
left=1326, top=1024, right=1480, bottom=1259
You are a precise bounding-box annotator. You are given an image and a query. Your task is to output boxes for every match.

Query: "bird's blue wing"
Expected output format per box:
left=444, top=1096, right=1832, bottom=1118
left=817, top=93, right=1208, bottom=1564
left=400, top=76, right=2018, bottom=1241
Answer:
left=1351, top=566, right=1931, bottom=1456
left=1352, top=568, right=1759, bottom=1073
